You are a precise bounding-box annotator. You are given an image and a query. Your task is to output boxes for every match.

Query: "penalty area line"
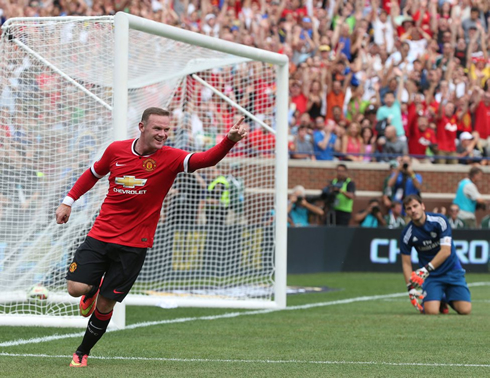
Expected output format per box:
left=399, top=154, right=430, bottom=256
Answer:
left=0, top=281, right=488, bottom=348
left=0, top=352, right=490, bottom=368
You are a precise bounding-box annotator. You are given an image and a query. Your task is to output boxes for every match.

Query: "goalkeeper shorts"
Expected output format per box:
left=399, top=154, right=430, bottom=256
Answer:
left=423, top=269, right=471, bottom=303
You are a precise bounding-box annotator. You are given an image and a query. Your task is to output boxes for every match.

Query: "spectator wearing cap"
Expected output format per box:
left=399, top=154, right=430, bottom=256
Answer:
left=457, top=131, right=487, bottom=165
left=313, top=119, right=337, bottom=161
left=202, top=11, right=222, bottom=38
left=318, top=44, right=331, bottom=60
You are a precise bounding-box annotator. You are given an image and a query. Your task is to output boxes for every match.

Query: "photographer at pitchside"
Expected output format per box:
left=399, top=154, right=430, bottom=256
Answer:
left=387, top=155, right=422, bottom=206
left=354, top=198, right=387, bottom=227
left=287, top=185, right=324, bottom=227
left=321, top=164, right=356, bottom=226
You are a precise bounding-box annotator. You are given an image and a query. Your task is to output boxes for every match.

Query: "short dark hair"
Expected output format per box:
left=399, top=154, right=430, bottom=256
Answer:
left=141, top=107, right=170, bottom=123
left=337, top=163, right=348, bottom=171
left=469, top=166, right=483, bottom=179
left=403, top=194, right=423, bottom=208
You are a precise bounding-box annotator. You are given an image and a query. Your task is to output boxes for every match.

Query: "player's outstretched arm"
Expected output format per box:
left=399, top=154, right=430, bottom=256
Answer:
left=188, top=117, right=246, bottom=172
left=227, top=117, right=247, bottom=142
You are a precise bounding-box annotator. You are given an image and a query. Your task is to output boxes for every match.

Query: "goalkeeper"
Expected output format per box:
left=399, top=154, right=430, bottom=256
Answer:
left=400, top=194, right=471, bottom=315
left=55, top=108, right=247, bottom=367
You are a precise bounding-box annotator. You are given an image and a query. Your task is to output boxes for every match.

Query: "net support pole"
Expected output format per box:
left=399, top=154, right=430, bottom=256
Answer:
left=113, top=12, right=130, bottom=142
left=111, top=12, right=130, bottom=329
left=274, top=64, right=289, bottom=309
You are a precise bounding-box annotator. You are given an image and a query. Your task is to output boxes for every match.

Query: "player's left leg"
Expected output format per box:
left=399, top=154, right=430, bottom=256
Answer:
left=445, top=269, right=471, bottom=315
left=450, top=301, right=471, bottom=315
left=70, top=243, right=147, bottom=367
left=71, top=293, right=117, bottom=368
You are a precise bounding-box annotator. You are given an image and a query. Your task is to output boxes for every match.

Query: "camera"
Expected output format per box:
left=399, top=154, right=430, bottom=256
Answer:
left=321, top=183, right=342, bottom=207
left=371, top=205, right=380, bottom=214
left=296, top=196, right=304, bottom=204
left=402, top=163, right=409, bottom=170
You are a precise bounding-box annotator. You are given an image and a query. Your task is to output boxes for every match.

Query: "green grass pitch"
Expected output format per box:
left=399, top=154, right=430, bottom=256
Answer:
left=0, top=272, right=489, bottom=378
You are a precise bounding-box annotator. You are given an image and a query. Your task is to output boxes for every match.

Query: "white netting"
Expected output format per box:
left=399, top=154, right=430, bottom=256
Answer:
left=0, top=16, right=279, bottom=322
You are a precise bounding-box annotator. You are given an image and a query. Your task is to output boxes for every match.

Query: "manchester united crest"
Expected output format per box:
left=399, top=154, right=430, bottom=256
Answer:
left=69, top=262, right=77, bottom=273
left=143, top=158, right=157, bottom=172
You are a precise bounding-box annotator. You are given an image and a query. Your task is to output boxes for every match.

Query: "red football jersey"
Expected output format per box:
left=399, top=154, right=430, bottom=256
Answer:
left=436, top=115, right=458, bottom=152
left=87, top=139, right=191, bottom=248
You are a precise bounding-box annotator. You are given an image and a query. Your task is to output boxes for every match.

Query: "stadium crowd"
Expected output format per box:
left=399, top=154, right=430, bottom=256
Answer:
left=1, top=0, right=490, bottom=229
left=2, top=0, right=490, bottom=163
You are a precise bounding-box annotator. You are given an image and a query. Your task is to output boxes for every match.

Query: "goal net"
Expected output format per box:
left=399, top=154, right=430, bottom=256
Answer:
left=0, top=13, right=288, bottom=327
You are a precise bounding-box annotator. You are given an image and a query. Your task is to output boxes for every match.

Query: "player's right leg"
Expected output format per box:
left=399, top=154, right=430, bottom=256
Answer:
left=66, top=236, right=109, bottom=317
left=421, top=276, right=444, bottom=315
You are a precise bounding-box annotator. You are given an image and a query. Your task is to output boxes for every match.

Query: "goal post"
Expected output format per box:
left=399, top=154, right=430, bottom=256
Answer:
left=0, top=13, right=288, bottom=328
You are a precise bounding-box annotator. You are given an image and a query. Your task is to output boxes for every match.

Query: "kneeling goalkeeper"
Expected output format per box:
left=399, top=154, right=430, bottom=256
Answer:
left=400, top=195, right=471, bottom=315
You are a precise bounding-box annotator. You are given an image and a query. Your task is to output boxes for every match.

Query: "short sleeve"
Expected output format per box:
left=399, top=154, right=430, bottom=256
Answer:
left=91, top=143, right=115, bottom=178
left=400, top=226, right=412, bottom=255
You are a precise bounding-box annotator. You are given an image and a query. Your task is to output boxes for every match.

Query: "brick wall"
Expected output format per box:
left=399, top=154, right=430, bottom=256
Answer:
left=287, top=161, right=490, bottom=223
left=288, top=161, right=490, bottom=194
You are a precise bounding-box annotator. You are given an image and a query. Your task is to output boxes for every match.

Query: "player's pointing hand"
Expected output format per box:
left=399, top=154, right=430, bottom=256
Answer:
left=227, top=117, right=248, bottom=142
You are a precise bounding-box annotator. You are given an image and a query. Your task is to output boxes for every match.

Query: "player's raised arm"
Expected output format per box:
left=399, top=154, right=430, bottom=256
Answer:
left=227, top=117, right=247, bottom=142
left=187, top=117, right=246, bottom=172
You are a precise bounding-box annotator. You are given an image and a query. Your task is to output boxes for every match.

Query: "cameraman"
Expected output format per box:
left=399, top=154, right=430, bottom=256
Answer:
left=321, top=164, right=356, bottom=226
left=387, top=155, right=422, bottom=204
left=287, top=185, right=324, bottom=227
left=354, top=199, right=386, bottom=227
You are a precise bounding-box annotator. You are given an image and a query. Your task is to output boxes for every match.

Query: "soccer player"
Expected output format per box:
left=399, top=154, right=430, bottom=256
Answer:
left=400, top=194, right=471, bottom=315
left=55, top=107, right=248, bottom=367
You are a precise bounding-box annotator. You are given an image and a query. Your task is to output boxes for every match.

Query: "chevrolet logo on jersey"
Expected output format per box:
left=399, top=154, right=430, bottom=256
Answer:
left=115, top=176, right=147, bottom=188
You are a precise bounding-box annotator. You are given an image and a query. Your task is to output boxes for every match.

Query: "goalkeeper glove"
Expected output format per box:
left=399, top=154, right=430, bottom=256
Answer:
left=407, top=284, right=425, bottom=313
left=409, top=262, right=435, bottom=289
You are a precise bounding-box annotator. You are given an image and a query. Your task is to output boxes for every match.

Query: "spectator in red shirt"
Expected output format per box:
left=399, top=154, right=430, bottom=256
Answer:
left=435, top=96, right=458, bottom=164
left=470, top=88, right=490, bottom=146
left=290, top=80, right=308, bottom=114
left=407, top=114, right=437, bottom=163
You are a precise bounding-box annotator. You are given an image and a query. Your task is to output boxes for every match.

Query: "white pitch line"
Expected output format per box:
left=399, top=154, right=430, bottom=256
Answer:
left=0, top=352, right=490, bottom=368
left=0, top=281, right=488, bottom=348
